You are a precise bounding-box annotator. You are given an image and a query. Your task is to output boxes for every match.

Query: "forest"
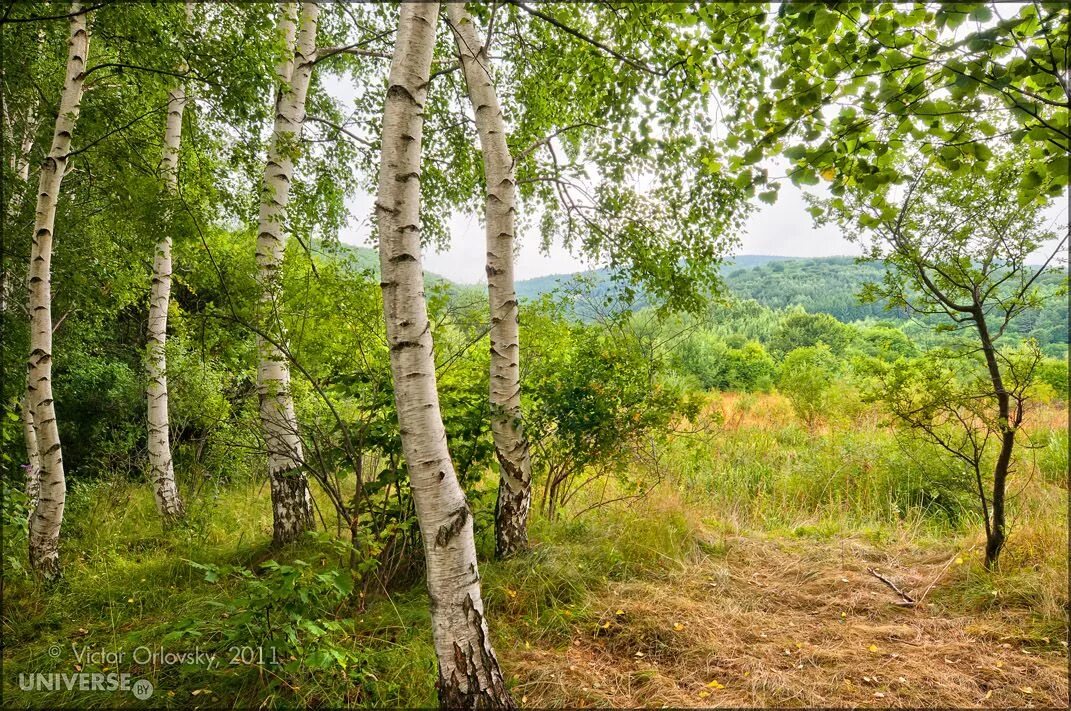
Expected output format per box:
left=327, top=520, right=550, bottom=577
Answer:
left=515, top=255, right=1070, bottom=350
left=1, top=2, right=1068, bottom=709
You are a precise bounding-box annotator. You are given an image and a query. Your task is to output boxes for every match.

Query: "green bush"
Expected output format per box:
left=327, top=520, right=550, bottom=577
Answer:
left=525, top=299, right=697, bottom=519
left=778, top=344, right=839, bottom=426
left=673, top=333, right=776, bottom=392
left=770, top=310, right=854, bottom=357
left=1035, top=357, right=1069, bottom=401
left=55, top=353, right=143, bottom=477
left=174, top=550, right=377, bottom=705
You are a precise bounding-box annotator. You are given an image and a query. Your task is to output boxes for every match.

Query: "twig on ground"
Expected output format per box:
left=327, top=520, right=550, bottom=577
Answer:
left=867, top=567, right=917, bottom=606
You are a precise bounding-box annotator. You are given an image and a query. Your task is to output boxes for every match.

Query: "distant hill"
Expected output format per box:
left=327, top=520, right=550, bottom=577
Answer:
left=513, top=255, right=797, bottom=302
left=512, top=255, right=1068, bottom=348
left=723, top=256, right=894, bottom=322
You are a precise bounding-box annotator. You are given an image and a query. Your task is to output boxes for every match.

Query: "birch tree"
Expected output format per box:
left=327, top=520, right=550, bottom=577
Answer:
left=27, top=2, right=90, bottom=580
left=376, top=2, right=513, bottom=706
left=256, top=1, right=319, bottom=545
left=4, top=61, right=42, bottom=514
left=145, top=3, right=193, bottom=520
left=445, top=2, right=533, bottom=559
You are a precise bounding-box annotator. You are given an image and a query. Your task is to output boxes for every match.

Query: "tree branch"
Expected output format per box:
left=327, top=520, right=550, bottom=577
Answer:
left=505, top=0, right=662, bottom=76
left=0, top=2, right=105, bottom=24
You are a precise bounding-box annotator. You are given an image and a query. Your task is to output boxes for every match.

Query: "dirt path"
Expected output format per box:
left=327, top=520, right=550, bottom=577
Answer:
left=508, top=536, right=1068, bottom=708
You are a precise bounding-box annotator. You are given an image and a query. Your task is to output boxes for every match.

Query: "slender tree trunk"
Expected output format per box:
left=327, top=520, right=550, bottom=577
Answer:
left=985, top=431, right=1013, bottom=569
left=146, top=7, right=192, bottom=520
left=7, top=76, right=41, bottom=506
left=256, top=2, right=318, bottom=546
left=446, top=2, right=534, bottom=560
left=975, top=307, right=1012, bottom=570
left=376, top=4, right=514, bottom=707
left=27, top=3, right=90, bottom=580
left=5, top=93, right=39, bottom=215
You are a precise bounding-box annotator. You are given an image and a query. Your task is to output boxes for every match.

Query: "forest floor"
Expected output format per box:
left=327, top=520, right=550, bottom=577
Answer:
left=3, top=487, right=1067, bottom=709
left=505, top=532, right=1069, bottom=708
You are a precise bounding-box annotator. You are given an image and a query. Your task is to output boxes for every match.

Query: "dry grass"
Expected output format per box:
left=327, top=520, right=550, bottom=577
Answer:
left=706, top=391, right=798, bottom=432
left=504, top=532, right=1068, bottom=708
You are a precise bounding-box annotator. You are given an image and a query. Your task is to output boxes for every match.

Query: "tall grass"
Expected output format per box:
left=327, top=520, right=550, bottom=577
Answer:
left=667, top=392, right=1065, bottom=541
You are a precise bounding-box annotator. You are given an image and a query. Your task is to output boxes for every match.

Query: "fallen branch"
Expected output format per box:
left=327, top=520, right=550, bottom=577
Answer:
left=867, top=567, right=916, bottom=606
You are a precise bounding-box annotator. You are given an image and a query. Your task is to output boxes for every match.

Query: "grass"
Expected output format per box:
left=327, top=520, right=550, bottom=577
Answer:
left=3, top=393, right=1066, bottom=708
left=506, top=529, right=1068, bottom=707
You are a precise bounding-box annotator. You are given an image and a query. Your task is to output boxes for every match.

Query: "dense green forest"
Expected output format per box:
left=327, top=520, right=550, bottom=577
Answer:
left=2, top=2, right=1068, bottom=709
left=514, top=256, right=1070, bottom=355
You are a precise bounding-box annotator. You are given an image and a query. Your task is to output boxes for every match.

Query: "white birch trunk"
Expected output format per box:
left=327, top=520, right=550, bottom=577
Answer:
left=376, top=4, right=513, bottom=707
left=256, top=2, right=318, bottom=545
left=2, top=30, right=42, bottom=215
left=145, top=11, right=191, bottom=519
left=27, top=3, right=90, bottom=580
left=446, top=2, right=534, bottom=560
left=22, top=395, right=41, bottom=513
left=6, top=104, right=38, bottom=214
left=7, top=75, right=41, bottom=507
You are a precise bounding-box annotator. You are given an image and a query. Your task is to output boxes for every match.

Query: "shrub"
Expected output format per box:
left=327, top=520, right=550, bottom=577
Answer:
left=526, top=301, right=697, bottom=519
left=778, top=344, right=838, bottom=427
left=770, top=311, right=854, bottom=357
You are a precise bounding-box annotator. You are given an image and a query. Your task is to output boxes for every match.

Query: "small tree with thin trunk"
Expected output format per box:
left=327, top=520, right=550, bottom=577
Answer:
left=445, top=2, right=534, bottom=560
left=255, top=2, right=320, bottom=546
left=818, top=155, right=1068, bottom=569
left=145, top=2, right=194, bottom=521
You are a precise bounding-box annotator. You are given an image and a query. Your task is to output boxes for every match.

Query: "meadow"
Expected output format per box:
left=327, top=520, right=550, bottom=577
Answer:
left=5, top=392, right=1066, bottom=708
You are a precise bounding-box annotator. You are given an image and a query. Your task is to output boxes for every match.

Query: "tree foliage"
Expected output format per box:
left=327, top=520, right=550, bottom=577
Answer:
left=715, top=2, right=1069, bottom=209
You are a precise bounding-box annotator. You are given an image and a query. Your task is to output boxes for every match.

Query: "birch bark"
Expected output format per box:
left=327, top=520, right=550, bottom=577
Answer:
left=27, top=2, right=90, bottom=580
left=256, top=2, right=318, bottom=545
left=145, top=5, right=192, bottom=519
left=7, top=76, right=41, bottom=513
left=376, top=3, right=513, bottom=707
left=22, top=396, right=41, bottom=513
left=446, top=2, right=534, bottom=560
left=6, top=99, right=38, bottom=214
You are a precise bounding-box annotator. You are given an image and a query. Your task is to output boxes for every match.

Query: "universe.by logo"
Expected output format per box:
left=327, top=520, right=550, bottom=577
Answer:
left=17, top=673, right=153, bottom=700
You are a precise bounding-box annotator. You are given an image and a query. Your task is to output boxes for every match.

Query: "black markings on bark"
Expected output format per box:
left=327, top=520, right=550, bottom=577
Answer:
left=270, top=469, right=313, bottom=546
left=494, top=456, right=531, bottom=559
left=386, top=83, right=419, bottom=106
left=435, top=505, right=469, bottom=547
left=437, top=594, right=515, bottom=709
